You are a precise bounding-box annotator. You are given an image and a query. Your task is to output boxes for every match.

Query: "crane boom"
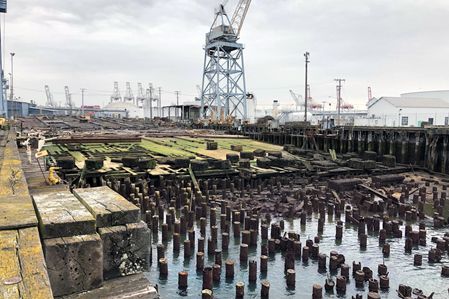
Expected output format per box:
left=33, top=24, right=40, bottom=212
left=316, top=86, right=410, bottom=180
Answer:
left=45, top=85, right=55, bottom=107
left=231, top=0, right=252, bottom=37
left=289, top=89, right=304, bottom=110
left=64, top=86, right=72, bottom=108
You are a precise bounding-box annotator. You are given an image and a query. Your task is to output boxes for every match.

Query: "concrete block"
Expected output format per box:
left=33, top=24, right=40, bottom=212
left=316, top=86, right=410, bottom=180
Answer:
left=206, top=141, right=218, bottom=150
left=257, top=157, right=271, bottom=168
left=382, top=155, right=396, bottom=167
left=73, top=186, right=140, bottom=228
left=348, top=158, right=376, bottom=170
left=329, top=178, right=363, bottom=192
left=226, top=153, right=239, bottom=163
left=32, top=191, right=96, bottom=239
left=372, top=174, right=405, bottom=186
left=231, top=144, right=243, bottom=152
left=363, top=151, right=377, bottom=161
left=44, top=234, right=103, bottom=297
left=98, top=221, right=150, bottom=279
left=240, top=151, right=255, bottom=160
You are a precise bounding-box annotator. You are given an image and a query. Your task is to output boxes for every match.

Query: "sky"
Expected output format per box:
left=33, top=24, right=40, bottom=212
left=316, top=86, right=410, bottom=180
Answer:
left=5, top=0, right=449, bottom=109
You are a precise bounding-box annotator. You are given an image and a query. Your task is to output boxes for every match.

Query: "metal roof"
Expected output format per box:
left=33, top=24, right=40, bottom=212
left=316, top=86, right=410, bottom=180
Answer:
left=370, top=97, right=449, bottom=109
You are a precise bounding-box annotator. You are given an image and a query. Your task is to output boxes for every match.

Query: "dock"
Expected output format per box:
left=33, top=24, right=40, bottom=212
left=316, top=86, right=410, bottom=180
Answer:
left=0, top=129, right=159, bottom=299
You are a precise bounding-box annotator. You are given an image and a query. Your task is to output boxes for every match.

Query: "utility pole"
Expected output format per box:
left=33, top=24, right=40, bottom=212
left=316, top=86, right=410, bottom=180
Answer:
left=158, top=87, right=162, bottom=117
left=334, top=78, right=346, bottom=126
left=149, top=84, right=153, bottom=119
left=0, top=4, right=6, bottom=117
left=175, top=91, right=180, bottom=119
left=9, top=52, right=14, bottom=101
left=304, top=52, right=310, bottom=123
left=81, top=88, right=86, bottom=116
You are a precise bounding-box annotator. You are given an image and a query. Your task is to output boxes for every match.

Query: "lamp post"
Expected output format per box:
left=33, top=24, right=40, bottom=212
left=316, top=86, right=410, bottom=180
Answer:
left=398, top=108, right=402, bottom=127
left=9, top=52, right=15, bottom=101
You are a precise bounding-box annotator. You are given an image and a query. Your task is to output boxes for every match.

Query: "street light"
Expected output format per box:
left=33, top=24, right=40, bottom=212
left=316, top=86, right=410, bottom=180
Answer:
left=9, top=52, right=15, bottom=101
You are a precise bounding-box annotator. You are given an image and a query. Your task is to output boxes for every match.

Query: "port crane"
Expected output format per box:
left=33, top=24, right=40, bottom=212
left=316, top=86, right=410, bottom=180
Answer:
left=124, top=82, right=135, bottom=104
left=111, top=82, right=122, bottom=102
left=44, top=85, right=56, bottom=107
left=64, top=86, right=74, bottom=114
left=136, top=83, right=145, bottom=107
left=200, top=0, right=252, bottom=122
left=289, top=90, right=304, bottom=111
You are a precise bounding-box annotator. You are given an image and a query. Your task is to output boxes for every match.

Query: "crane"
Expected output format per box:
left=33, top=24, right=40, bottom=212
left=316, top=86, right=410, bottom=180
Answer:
left=136, top=83, right=145, bottom=107
left=289, top=90, right=304, bottom=111
left=44, top=85, right=55, bottom=107
left=64, top=86, right=74, bottom=115
left=231, top=0, right=252, bottom=38
left=123, top=82, right=135, bottom=104
left=110, top=81, right=122, bottom=103
left=200, top=0, right=252, bottom=122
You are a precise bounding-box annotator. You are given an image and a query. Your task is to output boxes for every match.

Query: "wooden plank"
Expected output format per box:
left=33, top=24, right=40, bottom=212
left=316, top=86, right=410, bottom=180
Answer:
left=73, top=186, right=140, bottom=228
left=98, top=222, right=150, bottom=279
left=0, top=228, right=53, bottom=299
left=60, top=273, right=159, bottom=299
left=33, top=191, right=96, bottom=239
left=44, top=233, right=103, bottom=297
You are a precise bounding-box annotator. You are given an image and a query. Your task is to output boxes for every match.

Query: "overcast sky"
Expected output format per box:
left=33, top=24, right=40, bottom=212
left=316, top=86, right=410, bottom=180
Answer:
left=5, top=0, right=449, bottom=109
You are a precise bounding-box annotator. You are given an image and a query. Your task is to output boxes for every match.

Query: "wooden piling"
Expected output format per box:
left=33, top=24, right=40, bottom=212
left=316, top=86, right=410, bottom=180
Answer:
left=198, top=237, right=205, bottom=253
left=173, top=233, right=180, bottom=251
left=240, top=244, right=249, bottom=262
left=261, top=280, right=270, bottom=298
left=178, top=271, right=188, bottom=289
left=225, top=259, right=235, bottom=278
left=213, top=264, right=221, bottom=282
left=202, top=266, right=213, bottom=290
left=286, top=269, right=295, bottom=287
left=236, top=281, right=245, bottom=298
left=196, top=252, right=205, bottom=271
left=312, top=284, right=323, bottom=299
left=159, top=257, right=168, bottom=276
left=249, top=260, right=257, bottom=282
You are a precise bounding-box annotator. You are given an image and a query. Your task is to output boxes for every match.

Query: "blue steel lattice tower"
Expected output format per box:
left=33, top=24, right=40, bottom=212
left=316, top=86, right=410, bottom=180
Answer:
left=200, top=0, right=252, bottom=122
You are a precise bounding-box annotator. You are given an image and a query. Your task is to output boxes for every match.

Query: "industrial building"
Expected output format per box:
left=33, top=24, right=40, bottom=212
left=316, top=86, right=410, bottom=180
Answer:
left=361, top=94, right=449, bottom=127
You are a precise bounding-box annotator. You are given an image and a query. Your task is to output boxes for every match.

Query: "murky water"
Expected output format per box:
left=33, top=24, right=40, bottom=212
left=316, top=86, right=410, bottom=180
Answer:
left=146, top=211, right=449, bottom=298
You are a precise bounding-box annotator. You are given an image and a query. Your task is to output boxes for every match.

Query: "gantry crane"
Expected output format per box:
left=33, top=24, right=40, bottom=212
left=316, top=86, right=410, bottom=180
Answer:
left=45, top=85, right=55, bottom=107
left=123, top=82, right=135, bottom=104
left=144, top=83, right=158, bottom=119
left=200, top=0, right=252, bottom=122
left=110, top=81, right=122, bottom=102
left=289, top=90, right=304, bottom=111
left=64, top=86, right=74, bottom=115
left=136, top=83, right=145, bottom=107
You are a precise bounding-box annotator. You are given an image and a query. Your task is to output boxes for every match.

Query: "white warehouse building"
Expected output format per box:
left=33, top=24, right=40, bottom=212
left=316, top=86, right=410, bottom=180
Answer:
left=364, top=96, right=449, bottom=127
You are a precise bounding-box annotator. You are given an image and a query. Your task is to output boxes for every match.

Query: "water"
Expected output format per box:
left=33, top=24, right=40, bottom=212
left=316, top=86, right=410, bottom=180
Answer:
left=146, top=212, right=449, bottom=298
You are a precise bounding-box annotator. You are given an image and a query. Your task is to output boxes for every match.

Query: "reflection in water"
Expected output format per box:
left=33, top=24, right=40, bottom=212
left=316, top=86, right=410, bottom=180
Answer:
left=146, top=213, right=448, bottom=298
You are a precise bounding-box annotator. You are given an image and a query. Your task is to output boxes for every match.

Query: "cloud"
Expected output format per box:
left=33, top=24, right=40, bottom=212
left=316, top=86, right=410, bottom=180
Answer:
left=6, top=0, right=449, bottom=109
